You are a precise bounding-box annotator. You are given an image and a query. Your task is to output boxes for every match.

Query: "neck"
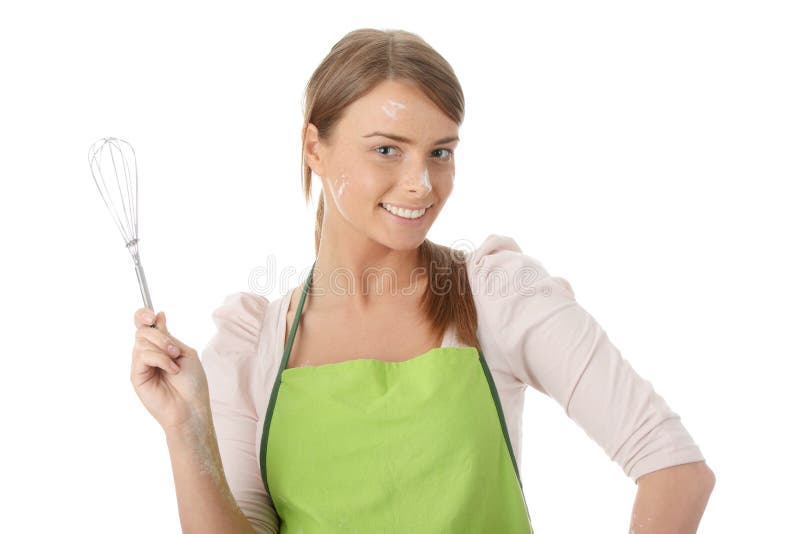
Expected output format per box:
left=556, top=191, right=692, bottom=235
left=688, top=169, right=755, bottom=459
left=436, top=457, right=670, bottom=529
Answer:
left=309, top=225, right=426, bottom=314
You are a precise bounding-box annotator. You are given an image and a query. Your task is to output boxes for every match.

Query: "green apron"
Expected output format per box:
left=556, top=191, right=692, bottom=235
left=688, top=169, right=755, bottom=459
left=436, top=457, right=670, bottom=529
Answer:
left=259, top=264, right=534, bottom=533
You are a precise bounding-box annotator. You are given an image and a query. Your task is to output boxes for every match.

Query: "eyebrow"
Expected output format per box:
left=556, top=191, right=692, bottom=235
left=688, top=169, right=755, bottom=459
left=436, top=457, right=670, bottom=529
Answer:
left=362, top=131, right=460, bottom=145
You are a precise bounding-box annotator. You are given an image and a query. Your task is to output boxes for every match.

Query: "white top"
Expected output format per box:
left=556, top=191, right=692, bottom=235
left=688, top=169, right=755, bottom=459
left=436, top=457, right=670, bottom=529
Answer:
left=201, top=233, right=706, bottom=533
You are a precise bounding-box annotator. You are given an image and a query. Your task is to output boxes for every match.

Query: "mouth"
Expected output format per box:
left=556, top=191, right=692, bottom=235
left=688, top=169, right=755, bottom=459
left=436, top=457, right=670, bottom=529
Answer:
left=379, top=202, right=432, bottom=223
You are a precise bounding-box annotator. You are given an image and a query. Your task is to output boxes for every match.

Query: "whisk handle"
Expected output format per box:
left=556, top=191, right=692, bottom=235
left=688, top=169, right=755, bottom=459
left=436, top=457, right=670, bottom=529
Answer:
left=133, top=260, right=155, bottom=322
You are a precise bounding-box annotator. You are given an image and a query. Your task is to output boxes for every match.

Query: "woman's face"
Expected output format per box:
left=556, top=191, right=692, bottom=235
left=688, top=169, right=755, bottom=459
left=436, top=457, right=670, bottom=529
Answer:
left=304, top=79, right=459, bottom=251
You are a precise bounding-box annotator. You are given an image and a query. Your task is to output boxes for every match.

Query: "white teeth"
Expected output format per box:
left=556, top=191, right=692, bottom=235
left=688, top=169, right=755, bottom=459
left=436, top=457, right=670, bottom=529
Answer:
left=381, top=203, right=427, bottom=219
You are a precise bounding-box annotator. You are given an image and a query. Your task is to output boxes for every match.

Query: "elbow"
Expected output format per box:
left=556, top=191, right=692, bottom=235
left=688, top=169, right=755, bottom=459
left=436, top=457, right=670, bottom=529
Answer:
left=699, top=464, right=716, bottom=495
left=687, top=460, right=716, bottom=495
left=636, top=460, right=716, bottom=494
left=684, top=461, right=717, bottom=501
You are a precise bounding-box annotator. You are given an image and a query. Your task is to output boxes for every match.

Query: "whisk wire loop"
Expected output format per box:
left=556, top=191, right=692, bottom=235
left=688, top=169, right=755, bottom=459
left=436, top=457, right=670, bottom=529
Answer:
left=88, top=137, right=154, bottom=315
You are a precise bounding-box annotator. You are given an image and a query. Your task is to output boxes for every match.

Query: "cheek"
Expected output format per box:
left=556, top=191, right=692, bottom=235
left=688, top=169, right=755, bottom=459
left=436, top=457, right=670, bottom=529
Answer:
left=433, top=167, right=455, bottom=191
left=329, top=173, right=350, bottom=201
left=326, top=170, right=382, bottom=208
left=324, top=174, right=349, bottom=209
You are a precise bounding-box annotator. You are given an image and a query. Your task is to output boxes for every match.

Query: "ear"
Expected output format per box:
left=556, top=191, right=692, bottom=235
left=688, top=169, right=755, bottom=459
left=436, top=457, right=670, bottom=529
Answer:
left=303, top=122, right=326, bottom=178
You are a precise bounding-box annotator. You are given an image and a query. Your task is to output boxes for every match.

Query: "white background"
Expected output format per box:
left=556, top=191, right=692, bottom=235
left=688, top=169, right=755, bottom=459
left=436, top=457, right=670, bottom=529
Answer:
left=1, top=1, right=797, bottom=532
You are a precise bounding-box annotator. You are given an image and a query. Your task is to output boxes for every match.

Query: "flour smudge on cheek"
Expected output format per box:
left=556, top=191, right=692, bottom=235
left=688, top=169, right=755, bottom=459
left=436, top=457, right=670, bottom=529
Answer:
left=325, top=173, right=351, bottom=214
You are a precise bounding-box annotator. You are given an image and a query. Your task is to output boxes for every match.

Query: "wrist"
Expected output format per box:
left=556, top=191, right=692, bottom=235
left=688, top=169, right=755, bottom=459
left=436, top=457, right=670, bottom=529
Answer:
left=164, top=404, right=213, bottom=446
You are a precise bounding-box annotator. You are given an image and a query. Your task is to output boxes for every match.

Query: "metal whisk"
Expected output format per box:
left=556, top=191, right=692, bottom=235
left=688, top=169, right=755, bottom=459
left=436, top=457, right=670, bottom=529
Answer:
left=88, top=137, right=155, bottom=317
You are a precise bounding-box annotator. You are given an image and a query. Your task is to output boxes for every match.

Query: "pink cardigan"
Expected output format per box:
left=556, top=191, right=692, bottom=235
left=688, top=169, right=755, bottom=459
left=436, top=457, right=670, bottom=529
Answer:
left=201, top=234, right=705, bottom=532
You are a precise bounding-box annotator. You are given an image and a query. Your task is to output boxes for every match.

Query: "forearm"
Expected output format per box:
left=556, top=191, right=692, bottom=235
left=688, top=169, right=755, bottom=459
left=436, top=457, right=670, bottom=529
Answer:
left=628, top=461, right=715, bottom=534
left=164, top=409, right=257, bottom=534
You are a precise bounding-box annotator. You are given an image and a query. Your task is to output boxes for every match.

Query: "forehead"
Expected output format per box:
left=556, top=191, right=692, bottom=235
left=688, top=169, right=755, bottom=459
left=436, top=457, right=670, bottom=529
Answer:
left=340, top=79, right=456, bottom=134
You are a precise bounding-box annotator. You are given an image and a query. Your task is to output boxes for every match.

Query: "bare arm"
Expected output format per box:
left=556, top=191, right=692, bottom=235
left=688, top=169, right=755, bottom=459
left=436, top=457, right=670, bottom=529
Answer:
left=164, top=408, right=258, bottom=534
left=628, top=461, right=715, bottom=534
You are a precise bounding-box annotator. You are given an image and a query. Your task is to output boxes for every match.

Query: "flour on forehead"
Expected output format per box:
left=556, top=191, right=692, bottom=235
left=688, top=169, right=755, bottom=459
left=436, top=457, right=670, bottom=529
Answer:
left=381, top=99, right=407, bottom=119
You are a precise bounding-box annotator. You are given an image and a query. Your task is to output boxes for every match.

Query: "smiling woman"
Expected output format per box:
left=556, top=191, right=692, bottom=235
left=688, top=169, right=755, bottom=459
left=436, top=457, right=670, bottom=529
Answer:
left=303, top=79, right=459, bottom=248
left=134, top=27, right=712, bottom=534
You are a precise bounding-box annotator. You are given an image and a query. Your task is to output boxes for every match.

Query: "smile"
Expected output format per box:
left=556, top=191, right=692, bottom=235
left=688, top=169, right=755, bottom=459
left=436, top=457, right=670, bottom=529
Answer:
left=380, top=202, right=430, bottom=219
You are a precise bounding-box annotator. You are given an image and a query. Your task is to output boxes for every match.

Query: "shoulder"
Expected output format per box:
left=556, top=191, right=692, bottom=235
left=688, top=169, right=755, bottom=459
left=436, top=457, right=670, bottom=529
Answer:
left=208, top=292, right=271, bottom=349
left=465, top=233, right=574, bottom=302
left=202, top=292, right=271, bottom=397
left=202, top=292, right=283, bottom=531
left=463, top=233, right=579, bottom=392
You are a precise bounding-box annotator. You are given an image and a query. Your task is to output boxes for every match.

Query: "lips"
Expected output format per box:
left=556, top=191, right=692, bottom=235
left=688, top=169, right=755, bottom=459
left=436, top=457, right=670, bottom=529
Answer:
left=380, top=202, right=432, bottom=222
left=380, top=202, right=428, bottom=218
left=380, top=202, right=433, bottom=210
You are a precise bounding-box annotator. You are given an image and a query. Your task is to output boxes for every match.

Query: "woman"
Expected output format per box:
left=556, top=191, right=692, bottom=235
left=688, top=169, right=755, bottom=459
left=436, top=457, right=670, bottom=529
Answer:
left=130, top=28, right=715, bottom=533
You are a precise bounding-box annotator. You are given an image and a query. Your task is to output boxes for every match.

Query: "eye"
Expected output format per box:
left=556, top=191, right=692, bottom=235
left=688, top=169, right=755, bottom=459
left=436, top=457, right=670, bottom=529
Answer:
left=432, top=148, right=454, bottom=161
left=375, top=145, right=400, bottom=157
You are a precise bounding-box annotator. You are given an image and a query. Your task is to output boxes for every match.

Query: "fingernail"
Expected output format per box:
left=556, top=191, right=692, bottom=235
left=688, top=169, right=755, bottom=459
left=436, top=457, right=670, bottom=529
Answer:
left=144, top=312, right=155, bottom=323
left=168, top=344, right=179, bottom=355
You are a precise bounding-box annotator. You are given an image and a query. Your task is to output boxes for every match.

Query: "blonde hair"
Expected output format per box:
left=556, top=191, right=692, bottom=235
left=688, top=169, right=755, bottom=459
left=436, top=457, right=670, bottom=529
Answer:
left=300, top=28, right=481, bottom=351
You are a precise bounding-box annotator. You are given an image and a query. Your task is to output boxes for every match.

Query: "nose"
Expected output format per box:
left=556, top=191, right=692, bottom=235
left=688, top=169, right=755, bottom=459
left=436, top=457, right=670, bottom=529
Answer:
left=403, top=166, right=432, bottom=196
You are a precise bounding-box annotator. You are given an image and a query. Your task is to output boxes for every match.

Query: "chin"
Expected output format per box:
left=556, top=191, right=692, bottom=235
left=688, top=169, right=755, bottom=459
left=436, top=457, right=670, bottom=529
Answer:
left=375, top=230, right=430, bottom=252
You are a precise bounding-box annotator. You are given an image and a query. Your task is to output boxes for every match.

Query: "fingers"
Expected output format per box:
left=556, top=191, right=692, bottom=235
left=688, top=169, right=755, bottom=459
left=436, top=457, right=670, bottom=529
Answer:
left=132, top=347, right=181, bottom=376
left=131, top=309, right=186, bottom=382
left=136, top=325, right=182, bottom=360
left=133, top=309, right=169, bottom=336
left=133, top=308, right=197, bottom=364
left=162, top=327, right=196, bottom=357
left=134, top=308, right=157, bottom=329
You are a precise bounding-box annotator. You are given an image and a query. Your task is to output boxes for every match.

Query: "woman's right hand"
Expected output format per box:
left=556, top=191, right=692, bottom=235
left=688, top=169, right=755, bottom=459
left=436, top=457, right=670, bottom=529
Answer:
left=130, top=308, right=211, bottom=433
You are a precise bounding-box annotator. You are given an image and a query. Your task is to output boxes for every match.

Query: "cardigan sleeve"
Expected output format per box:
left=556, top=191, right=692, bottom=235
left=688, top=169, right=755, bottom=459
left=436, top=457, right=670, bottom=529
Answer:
left=467, top=234, right=706, bottom=483
left=200, top=292, right=279, bottom=533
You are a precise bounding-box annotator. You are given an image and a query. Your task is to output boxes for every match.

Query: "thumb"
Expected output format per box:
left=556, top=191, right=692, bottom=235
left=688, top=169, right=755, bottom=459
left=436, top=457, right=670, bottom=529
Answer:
left=155, top=311, right=168, bottom=334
